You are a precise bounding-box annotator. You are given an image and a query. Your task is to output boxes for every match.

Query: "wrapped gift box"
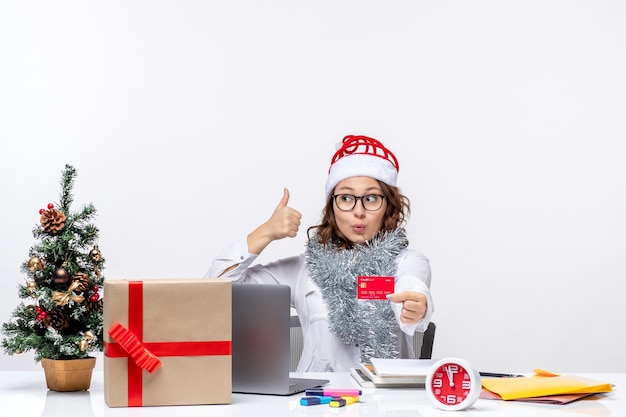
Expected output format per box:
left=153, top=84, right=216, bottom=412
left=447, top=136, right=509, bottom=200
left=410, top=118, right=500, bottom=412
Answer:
left=103, top=279, right=231, bottom=407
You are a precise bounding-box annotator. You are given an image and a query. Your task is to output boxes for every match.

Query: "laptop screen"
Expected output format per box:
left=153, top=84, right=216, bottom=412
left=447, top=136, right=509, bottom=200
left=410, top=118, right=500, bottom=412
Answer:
left=232, top=284, right=291, bottom=393
left=231, top=283, right=327, bottom=395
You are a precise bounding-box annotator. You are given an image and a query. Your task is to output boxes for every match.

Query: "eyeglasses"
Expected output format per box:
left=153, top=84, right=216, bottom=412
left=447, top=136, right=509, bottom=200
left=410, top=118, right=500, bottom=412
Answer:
left=332, top=194, right=386, bottom=212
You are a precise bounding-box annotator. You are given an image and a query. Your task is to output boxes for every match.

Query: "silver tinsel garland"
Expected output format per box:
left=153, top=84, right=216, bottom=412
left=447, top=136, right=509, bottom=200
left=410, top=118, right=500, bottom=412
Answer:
left=305, top=228, right=408, bottom=362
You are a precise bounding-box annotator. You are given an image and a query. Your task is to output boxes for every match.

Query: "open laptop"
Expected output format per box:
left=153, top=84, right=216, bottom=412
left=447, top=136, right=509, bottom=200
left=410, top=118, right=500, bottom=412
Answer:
left=231, top=283, right=329, bottom=395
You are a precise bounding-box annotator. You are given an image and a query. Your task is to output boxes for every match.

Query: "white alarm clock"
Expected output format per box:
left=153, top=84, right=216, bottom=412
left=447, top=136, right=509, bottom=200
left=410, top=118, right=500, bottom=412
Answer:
left=425, top=357, right=482, bottom=411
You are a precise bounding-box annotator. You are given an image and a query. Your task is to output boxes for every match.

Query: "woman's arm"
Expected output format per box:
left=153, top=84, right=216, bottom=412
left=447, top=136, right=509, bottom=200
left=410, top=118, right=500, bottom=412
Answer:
left=388, top=249, right=434, bottom=334
left=208, top=188, right=302, bottom=277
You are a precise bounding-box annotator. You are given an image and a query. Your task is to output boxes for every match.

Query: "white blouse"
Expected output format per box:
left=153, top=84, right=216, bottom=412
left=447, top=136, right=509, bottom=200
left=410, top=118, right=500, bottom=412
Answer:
left=207, top=238, right=434, bottom=372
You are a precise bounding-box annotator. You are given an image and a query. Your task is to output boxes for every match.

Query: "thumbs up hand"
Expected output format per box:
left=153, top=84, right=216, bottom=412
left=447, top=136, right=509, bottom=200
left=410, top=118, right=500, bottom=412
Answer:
left=266, top=188, right=302, bottom=240
left=247, top=188, right=302, bottom=255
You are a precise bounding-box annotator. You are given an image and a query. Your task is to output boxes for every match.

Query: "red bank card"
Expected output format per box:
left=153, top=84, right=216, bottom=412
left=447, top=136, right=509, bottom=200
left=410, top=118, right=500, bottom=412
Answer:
left=357, top=276, right=395, bottom=300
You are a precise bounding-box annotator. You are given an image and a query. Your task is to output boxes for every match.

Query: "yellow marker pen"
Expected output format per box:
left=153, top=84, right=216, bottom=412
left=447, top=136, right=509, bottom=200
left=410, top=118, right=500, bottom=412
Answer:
left=329, top=396, right=359, bottom=408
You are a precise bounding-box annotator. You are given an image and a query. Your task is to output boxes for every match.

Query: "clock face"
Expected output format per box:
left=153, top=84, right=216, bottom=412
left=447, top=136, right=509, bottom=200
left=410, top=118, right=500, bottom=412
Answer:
left=426, top=358, right=481, bottom=411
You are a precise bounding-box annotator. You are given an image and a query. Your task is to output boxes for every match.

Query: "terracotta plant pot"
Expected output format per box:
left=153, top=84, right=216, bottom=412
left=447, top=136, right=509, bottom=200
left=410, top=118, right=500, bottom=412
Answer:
left=41, top=357, right=96, bottom=392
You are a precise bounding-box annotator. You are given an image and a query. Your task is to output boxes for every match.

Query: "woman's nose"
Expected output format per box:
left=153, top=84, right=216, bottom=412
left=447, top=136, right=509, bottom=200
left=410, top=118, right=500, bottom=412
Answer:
left=352, top=202, right=366, bottom=217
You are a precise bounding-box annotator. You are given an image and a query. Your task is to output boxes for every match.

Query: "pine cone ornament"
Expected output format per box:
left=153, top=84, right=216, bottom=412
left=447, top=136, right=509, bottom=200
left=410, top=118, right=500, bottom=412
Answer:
left=72, top=272, right=90, bottom=292
left=43, top=309, right=70, bottom=331
left=85, top=297, right=103, bottom=314
left=40, top=208, right=66, bottom=235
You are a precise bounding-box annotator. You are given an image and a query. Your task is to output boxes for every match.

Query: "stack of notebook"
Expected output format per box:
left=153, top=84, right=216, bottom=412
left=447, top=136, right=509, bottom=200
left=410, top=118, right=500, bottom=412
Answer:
left=350, top=358, right=436, bottom=388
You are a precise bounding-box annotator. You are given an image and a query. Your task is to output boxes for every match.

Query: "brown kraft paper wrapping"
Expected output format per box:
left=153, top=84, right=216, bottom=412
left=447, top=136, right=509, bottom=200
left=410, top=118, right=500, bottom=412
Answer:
left=103, top=279, right=232, bottom=407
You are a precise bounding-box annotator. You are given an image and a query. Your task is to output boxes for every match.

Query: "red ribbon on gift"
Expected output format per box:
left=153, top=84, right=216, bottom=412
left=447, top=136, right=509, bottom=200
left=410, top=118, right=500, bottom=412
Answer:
left=108, top=322, right=162, bottom=373
left=104, top=281, right=232, bottom=406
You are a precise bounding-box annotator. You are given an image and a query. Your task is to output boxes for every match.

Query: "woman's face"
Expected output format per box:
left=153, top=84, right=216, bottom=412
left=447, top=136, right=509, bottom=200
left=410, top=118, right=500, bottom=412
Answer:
left=332, top=176, right=387, bottom=244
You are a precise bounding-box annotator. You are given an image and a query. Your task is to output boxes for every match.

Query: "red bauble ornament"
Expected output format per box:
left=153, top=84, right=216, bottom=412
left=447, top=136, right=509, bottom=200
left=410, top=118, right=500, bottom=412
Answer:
left=35, top=307, right=43, bottom=314
left=47, top=203, right=54, bottom=209
left=89, top=293, right=99, bottom=302
left=39, top=208, right=45, bottom=215
left=92, top=285, right=99, bottom=292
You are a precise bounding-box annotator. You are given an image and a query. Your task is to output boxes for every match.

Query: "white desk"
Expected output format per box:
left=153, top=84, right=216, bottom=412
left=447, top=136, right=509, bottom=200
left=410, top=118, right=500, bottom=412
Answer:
left=0, top=371, right=622, bottom=417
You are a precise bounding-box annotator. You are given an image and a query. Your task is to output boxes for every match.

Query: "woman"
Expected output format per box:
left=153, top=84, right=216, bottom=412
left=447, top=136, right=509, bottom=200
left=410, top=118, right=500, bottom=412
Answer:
left=208, top=135, right=433, bottom=372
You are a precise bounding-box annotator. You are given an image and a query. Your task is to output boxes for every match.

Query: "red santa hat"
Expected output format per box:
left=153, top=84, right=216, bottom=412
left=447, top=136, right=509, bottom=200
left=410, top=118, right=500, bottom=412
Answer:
left=325, top=135, right=399, bottom=198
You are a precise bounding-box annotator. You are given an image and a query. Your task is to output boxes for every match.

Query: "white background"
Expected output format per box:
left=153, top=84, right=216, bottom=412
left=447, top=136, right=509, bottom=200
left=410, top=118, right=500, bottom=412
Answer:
left=1, top=1, right=624, bottom=373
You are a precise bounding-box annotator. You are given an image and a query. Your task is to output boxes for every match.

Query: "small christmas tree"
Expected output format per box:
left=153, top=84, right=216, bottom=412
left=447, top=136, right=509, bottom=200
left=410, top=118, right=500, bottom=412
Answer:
left=2, top=165, right=105, bottom=361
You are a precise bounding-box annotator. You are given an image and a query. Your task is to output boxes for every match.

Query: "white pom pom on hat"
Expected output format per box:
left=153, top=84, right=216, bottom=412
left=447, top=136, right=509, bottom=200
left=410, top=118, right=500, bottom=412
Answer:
left=325, top=135, right=399, bottom=198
